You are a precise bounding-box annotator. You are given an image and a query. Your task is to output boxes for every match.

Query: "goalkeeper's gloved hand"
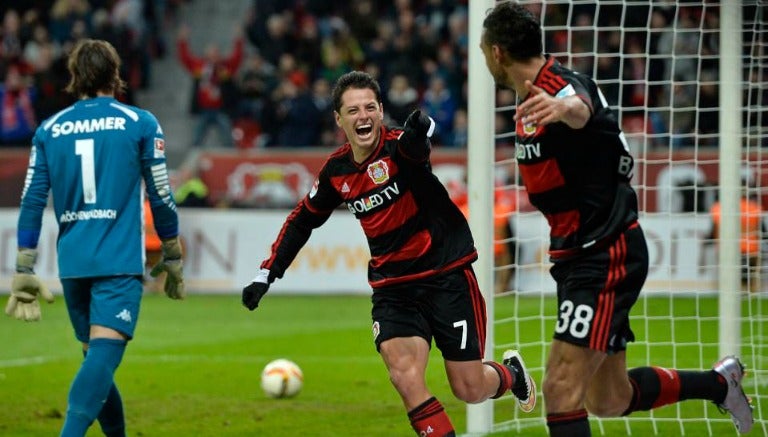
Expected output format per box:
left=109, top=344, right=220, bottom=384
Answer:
left=149, top=236, right=186, bottom=300
left=401, top=109, right=436, bottom=145
left=242, top=268, right=270, bottom=311
left=5, top=248, right=54, bottom=322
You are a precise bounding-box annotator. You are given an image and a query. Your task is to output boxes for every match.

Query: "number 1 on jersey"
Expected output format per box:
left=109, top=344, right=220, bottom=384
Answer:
left=75, top=138, right=97, bottom=204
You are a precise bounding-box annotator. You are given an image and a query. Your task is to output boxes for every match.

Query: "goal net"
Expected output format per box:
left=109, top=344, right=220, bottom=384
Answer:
left=466, top=1, right=767, bottom=435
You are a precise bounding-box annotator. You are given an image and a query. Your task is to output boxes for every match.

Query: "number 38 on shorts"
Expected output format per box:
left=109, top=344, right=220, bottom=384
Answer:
left=555, top=300, right=594, bottom=339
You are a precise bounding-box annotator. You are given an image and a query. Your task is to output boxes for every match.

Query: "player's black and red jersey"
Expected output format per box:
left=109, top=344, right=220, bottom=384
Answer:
left=260, top=126, right=477, bottom=288
left=515, top=56, right=639, bottom=260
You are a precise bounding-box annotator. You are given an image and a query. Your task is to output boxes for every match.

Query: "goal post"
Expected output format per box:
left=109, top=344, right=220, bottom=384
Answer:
left=466, top=0, right=496, bottom=432
left=466, top=1, right=765, bottom=435
left=718, top=0, right=743, bottom=359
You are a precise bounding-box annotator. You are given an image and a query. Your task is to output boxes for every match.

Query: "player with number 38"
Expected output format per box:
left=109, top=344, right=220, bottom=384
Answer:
left=480, top=3, right=753, bottom=436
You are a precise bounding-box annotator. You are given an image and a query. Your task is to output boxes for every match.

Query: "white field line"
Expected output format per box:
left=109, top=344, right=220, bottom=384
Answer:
left=0, top=353, right=381, bottom=369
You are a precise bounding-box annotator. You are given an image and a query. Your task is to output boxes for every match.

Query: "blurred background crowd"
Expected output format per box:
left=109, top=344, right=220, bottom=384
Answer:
left=2, top=0, right=764, bottom=152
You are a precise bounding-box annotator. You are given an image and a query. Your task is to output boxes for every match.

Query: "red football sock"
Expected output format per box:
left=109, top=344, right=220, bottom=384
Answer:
left=484, top=361, right=514, bottom=399
left=408, top=397, right=455, bottom=437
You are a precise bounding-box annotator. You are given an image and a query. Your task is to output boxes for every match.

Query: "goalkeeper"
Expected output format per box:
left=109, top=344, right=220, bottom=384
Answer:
left=480, top=2, right=753, bottom=436
left=243, top=71, right=536, bottom=437
left=7, top=39, right=184, bottom=437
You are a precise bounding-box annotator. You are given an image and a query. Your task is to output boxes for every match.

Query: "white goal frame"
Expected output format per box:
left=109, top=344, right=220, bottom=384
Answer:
left=465, top=0, right=747, bottom=434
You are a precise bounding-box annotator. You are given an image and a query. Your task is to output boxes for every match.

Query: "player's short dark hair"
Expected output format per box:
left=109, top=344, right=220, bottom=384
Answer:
left=331, top=71, right=382, bottom=113
left=482, top=1, right=543, bottom=61
left=65, top=39, right=127, bottom=98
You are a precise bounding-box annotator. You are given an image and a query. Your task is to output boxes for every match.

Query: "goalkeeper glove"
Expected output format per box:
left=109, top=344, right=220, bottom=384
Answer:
left=402, top=109, right=436, bottom=144
left=5, top=248, right=54, bottom=322
left=149, top=236, right=186, bottom=300
left=242, top=268, right=270, bottom=311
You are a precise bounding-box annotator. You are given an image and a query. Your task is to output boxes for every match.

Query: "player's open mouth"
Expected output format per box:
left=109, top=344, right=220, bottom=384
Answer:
left=355, top=124, right=373, bottom=138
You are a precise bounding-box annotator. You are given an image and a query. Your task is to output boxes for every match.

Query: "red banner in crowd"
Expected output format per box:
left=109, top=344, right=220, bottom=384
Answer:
left=195, top=149, right=768, bottom=213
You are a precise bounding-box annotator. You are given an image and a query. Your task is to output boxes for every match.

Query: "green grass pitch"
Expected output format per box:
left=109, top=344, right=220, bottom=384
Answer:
left=1, top=293, right=764, bottom=436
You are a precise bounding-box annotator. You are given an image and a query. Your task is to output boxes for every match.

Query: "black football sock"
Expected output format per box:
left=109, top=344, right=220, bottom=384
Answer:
left=624, top=366, right=727, bottom=415
left=547, top=409, right=590, bottom=437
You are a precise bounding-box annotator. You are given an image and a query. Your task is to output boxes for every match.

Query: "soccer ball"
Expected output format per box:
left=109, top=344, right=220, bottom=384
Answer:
left=260, top=358, right=303, bottom=398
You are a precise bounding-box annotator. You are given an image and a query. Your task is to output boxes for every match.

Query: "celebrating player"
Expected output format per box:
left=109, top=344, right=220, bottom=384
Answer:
left=6, top=39, right=184, bottom=437
left=242, top=70, right=535, bottom=437
left=479, top=2, right=753, bottom=436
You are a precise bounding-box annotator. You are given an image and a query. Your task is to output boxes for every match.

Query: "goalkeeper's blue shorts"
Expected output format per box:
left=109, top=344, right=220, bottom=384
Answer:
left=62, top=275, right=143, bottom=343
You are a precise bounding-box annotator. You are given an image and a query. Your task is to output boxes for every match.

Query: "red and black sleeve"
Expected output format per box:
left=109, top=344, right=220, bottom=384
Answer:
left=259, top=166, right=341, bottom=282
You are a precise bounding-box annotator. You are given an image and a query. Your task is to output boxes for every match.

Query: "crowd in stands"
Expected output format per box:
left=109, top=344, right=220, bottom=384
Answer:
left=1, top=1, right=763, bottom=150
left=0, top=0, right=180, bottom=146
left=179, top=0, right=473, bottom=149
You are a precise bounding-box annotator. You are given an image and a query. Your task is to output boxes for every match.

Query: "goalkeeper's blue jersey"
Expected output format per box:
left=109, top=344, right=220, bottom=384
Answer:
left=17, top=96, right=179, bottom=278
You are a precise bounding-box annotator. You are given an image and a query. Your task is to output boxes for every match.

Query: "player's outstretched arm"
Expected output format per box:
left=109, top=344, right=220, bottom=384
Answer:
left=150, top=236, right=186, bottom=300
left=514, top=80, right=590, bottom=129
left=5, top=248, right=54, bottom=322
left=242, top=268, right=270, bottom=311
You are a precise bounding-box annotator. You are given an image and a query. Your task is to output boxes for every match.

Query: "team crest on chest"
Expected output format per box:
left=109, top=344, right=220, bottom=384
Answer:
left=367, top=160, right=390, bottom=185
left=517, top=118, right=544, bottom=138
left=523, top=121, right=537, bottom=135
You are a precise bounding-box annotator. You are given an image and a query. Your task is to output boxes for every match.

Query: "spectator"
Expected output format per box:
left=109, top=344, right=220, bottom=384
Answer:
left=1, top=9, right=23, bottom=67
left=622, top=37, right=648, bottom=116
left=384, top=73, right=418, bottom=126
left=344, top=0, right=378, bottom=42
left=177, top=24, right=243, bottom=148
left=669, top=82, right=697, bottom=148
left=697, top=70, right=719, bottom=147
left=444, top=107, right=467, bottom=148
left=0, top=64, right=36, bottom=145
left=321, top=17, right=364, bottom=75
left=260, top=52, right=309, bottom=147
left=361, top=20, right=395, bottom=82
left=110, top=0, right=150, bottom=90
left=388, top=32, right=421, bottom=87
left=30, top=41, right=73, bottom=121
left=17, top=8, right=41, bottom=49
left=432, top=42, right=464, bottom=106
left=250, top=12, right=296, bottom=67
left=311, top=77, right=336, bottom=146
left=273, top=75, right=323, bottom=147
left=293, top=16, right=322, bottom=80
left=420, top=74, right=457, bottom=146
left=318, top=42, right=348, bottom=86
left=22, top=23, right=61, bottom=72
left=49, top=0, right=91, bottom=44
left=236, top=52, right=277, bottom=121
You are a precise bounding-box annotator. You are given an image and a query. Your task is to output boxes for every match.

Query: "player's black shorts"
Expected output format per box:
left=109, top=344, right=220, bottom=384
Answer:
left=371, top=265, right=487, bottom=361
left=549, top=222, right=649, bottom=353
